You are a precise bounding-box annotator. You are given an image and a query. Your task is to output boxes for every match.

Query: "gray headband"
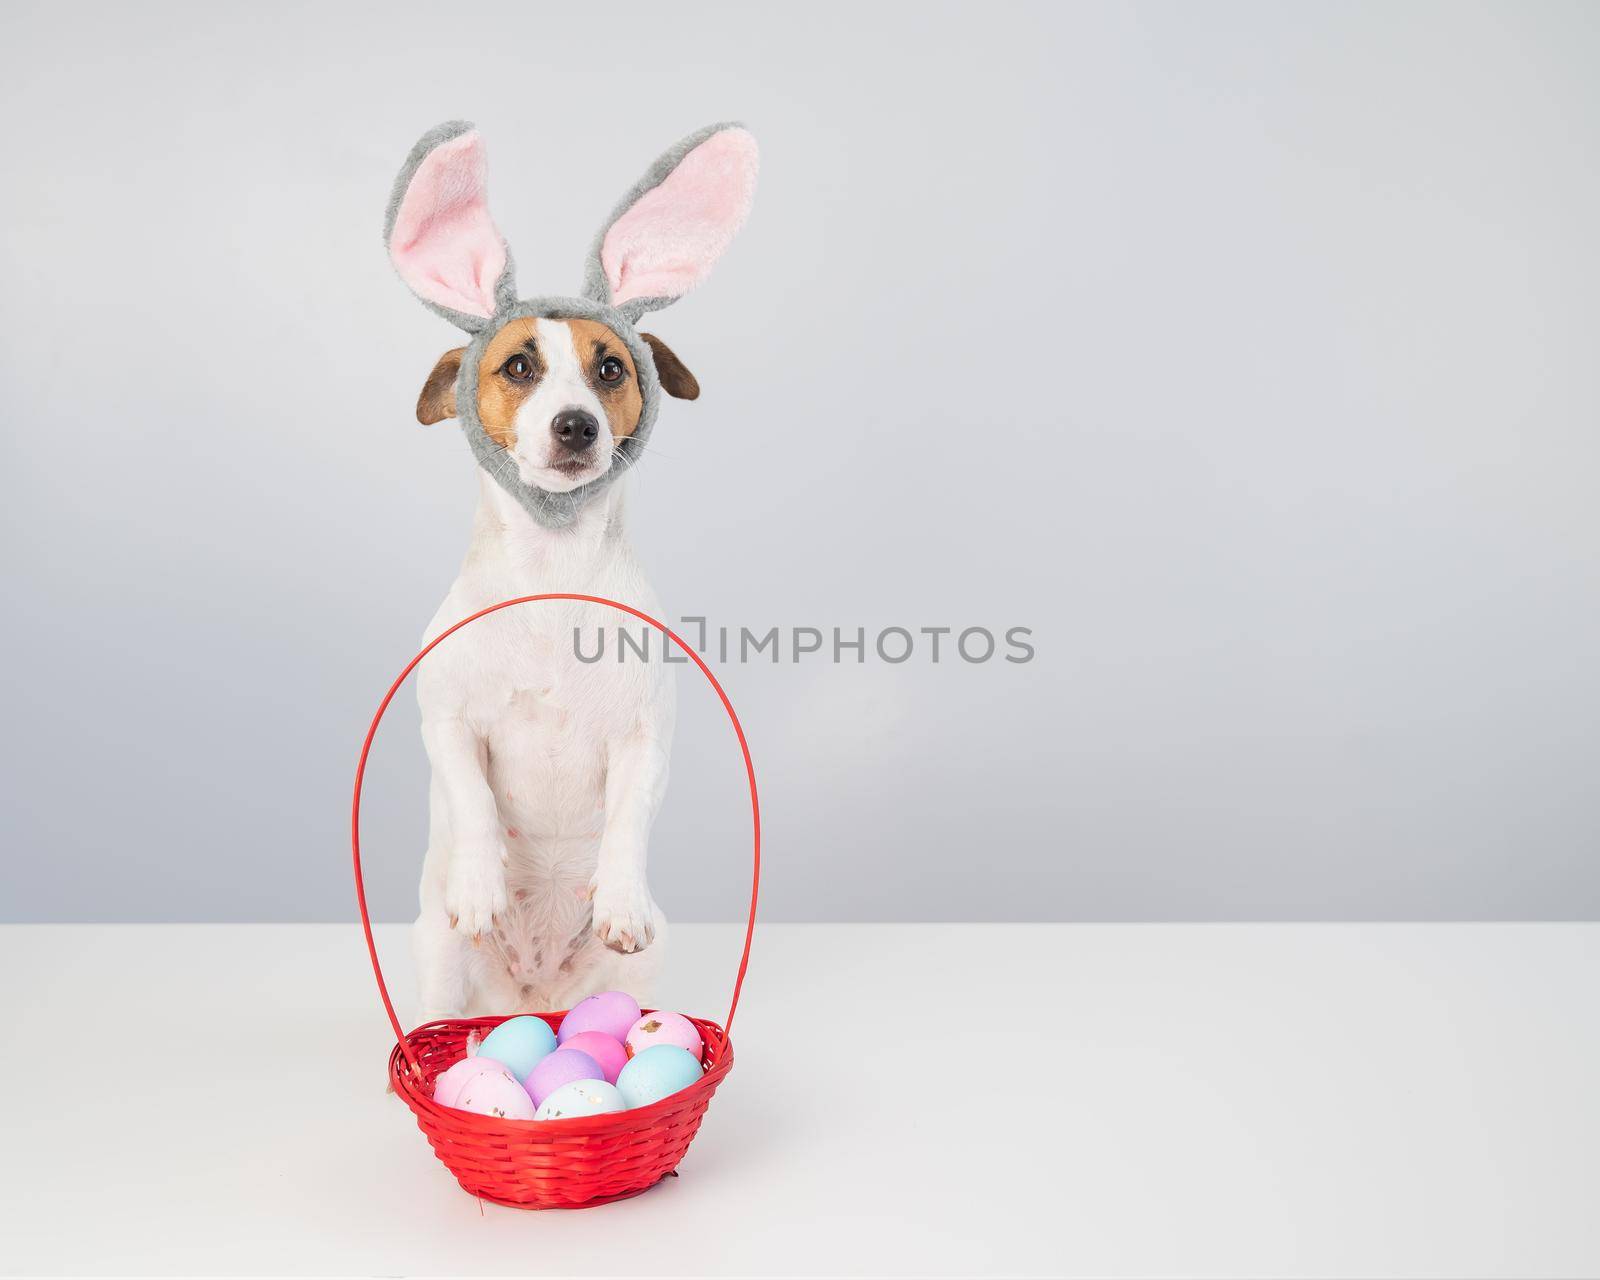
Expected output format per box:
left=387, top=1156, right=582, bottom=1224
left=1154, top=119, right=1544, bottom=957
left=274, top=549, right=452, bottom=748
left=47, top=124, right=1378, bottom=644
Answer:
left=384, top=119, right=758, bottom=529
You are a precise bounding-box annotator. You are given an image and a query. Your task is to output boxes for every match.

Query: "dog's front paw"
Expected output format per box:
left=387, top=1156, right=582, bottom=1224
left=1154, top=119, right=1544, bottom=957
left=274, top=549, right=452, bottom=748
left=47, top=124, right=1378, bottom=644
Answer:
left=589, top=877, right=656, bottom=954
left=444, top=847, right=508, bottom=943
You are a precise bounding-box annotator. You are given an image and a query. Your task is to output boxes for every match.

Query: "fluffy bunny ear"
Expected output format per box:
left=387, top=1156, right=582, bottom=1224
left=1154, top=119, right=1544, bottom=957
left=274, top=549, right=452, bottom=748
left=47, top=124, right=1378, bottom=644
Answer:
left=385, top=121, right=516, bottom=332
left=583, top=123, right=758, bottom=317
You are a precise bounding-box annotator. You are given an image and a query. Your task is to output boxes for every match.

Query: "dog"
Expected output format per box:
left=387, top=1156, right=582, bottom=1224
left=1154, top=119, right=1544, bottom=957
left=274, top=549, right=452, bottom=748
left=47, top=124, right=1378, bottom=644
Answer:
left=381, top=121, right=758, bottom=1021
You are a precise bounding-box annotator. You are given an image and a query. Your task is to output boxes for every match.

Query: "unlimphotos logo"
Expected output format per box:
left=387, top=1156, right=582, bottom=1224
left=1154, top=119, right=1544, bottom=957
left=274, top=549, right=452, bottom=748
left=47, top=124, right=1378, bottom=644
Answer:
left=573, top=618, right=1036, bottom=665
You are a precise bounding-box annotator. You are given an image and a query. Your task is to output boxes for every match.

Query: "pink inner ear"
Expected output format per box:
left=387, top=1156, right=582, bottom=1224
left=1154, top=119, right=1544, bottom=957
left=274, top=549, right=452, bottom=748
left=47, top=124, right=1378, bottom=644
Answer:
left=390, top=132, right=507, bottom=319
left=602, top=128, right=758, bottom=306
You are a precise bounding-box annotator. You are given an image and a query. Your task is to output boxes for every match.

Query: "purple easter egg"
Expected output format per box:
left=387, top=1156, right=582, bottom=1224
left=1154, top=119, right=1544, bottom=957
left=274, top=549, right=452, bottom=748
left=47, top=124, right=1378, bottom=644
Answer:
left=433, top=1056, right=508, bottom=1109
left=625, top=1011, right=704, bottom=1061
left=560, top=1031, right=629, bottom=1084
left=523, top=1048, right=604, bottom=1107
left=558, top=991, right=642, bottom=1045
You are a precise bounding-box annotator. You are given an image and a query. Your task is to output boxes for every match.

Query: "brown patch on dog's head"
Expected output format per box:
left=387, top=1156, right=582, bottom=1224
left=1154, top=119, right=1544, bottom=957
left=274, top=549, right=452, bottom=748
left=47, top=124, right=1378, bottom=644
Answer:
left=567, top=318, right=644, bottom=439
left=642, top=333, right=700, bottom=401
left=416, top=348, right=465, bottom=425
left=474, top=317, right=547, bottom=448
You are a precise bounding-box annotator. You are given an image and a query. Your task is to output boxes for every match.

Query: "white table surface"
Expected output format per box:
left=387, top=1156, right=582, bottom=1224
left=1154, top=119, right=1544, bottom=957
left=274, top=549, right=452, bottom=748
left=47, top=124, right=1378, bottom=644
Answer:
left=1, top=923, right=1595, bottom=1277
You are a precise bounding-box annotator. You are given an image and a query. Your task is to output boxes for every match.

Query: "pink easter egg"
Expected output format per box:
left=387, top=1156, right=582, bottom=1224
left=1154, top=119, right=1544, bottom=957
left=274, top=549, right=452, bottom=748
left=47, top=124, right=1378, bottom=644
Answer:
left=523, top=1047, right=604, bottom=1107
left=625, top=1011, right=705, bottom=1061
left=557, top=990, right=642, bottom=1045
left=455, top=1066, right=536, bottom=1121
left=432, top=1055, right=511, bottom=1109
left=434, top=1056, right=535, bottom=1120
left=560, top=1031, right=629, bottom=1085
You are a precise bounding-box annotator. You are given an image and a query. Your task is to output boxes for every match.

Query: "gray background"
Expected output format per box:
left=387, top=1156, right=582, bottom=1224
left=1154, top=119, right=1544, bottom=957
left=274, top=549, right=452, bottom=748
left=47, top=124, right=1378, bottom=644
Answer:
left=2, top=1, right=1596, bottom=924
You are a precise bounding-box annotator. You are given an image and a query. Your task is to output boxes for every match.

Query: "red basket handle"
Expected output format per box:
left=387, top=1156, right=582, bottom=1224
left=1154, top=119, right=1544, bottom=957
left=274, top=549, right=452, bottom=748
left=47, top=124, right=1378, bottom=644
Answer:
left=350, top=593, right=761, bottom=1075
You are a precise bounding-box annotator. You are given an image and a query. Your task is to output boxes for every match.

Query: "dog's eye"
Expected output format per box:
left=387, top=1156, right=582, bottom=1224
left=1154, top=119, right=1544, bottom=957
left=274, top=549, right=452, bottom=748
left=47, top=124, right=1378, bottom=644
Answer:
left=503, top=355, right=534, bottom=381
left=598, top=355, right=626, bottom=384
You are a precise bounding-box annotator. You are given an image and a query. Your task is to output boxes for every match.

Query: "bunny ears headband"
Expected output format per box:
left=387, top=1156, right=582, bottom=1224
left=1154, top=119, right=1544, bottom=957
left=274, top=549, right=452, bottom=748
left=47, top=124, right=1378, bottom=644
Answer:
left=384, top=119, right=759, bottom=527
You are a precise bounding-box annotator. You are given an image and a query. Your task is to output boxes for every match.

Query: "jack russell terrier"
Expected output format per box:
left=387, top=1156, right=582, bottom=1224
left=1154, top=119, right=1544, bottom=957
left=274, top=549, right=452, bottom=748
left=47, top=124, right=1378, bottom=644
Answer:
left=381, top=120, right=758, bottom=1022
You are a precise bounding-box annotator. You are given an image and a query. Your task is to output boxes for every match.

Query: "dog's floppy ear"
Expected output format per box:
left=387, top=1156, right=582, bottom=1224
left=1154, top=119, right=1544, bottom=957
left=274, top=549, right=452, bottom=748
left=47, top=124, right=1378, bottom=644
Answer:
left=583, top=123, right=758, bottom=318
left=385, top=122, right=516, bottom=332
left=641, top=333, right=700, bottom=401
left=416, top=348, right=465, bottom=424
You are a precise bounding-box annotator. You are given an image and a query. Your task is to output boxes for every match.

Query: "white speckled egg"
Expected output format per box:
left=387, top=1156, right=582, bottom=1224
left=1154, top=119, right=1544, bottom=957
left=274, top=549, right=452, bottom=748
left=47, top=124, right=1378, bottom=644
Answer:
left=533, top=1079, right=626, bottom=1121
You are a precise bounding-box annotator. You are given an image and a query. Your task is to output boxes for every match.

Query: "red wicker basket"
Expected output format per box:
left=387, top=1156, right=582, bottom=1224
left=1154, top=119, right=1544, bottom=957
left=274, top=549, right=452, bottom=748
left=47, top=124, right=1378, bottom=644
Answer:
left=350, top=593, right=760, bottom=1209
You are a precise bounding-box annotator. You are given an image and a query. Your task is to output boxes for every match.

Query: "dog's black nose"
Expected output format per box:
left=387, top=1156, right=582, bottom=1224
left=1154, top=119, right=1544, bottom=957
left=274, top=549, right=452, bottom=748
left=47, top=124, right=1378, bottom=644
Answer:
left=551, top=407, right=600, bottom=453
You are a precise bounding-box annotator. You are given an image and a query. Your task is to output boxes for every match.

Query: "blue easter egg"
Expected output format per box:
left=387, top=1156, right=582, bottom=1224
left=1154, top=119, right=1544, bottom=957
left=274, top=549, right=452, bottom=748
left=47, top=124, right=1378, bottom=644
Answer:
left=616, top=1044, right=703, bottom=1109
left=476, top=1016, right=557, bottom=1079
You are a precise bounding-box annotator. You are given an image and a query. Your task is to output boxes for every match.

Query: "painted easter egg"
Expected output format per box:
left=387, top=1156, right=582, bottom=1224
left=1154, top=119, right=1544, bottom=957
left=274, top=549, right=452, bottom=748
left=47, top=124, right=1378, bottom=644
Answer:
left=524, top=1047, right=604, bottom=1108
left=624, top=1011, right=704, bottom=1060
left=476, top=1016, right=557, bottom=1079
left=432, top=1055, right=515, bottom=1109
left=616, top=1044, right=703, bottom=1109
left=560, top=1030, right=629, bottom=1084
left=434, top=1057, right=535, bottom=1120
left=533, top=1079, right=626, bottom=1121
left=454, top=1064, right=536, bottom=1121
left=557, top=991, right=642, bottom=1045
